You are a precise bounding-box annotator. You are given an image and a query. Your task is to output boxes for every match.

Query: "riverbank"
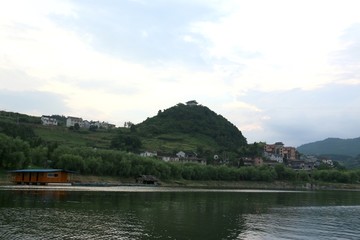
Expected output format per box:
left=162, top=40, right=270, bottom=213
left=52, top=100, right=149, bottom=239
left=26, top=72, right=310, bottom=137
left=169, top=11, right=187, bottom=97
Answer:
left=2, top=172, right=360, bottom=190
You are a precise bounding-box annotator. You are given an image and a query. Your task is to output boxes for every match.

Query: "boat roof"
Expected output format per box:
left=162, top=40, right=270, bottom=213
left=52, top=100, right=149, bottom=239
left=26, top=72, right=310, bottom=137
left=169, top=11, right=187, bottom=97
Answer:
left=8, top=169, right=76, bottom=173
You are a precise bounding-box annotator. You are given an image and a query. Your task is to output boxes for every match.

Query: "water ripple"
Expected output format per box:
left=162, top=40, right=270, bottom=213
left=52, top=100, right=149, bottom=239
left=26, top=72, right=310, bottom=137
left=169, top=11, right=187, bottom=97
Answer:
left=237, top=205, right=360, bottom=240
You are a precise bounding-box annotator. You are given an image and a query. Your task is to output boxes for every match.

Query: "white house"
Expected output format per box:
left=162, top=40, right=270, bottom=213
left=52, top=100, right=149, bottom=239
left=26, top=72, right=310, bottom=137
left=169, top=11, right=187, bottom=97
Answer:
left=176, top=151, right=186, bottom=158
left=269, top=154, right=284, bottom=163
left=140, top=151, right=158, bottom=157
left=66, top=117, right=83, bottom=127
left=82, top=120, right=91, bottom=129
left=41, top=115, right=58, bottom=126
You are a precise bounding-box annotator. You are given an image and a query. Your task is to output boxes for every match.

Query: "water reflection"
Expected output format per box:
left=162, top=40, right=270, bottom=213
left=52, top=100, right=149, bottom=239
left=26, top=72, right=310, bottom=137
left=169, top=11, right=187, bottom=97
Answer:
left=1, top=189, right=360, bottom=239
left=238, top=205, right=360, bottom=240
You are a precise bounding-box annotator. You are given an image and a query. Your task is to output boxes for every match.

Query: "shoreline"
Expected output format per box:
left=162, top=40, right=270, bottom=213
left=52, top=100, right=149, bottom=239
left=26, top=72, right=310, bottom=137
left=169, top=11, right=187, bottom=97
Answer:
left=2, top=173, right=360, bottom=191
left=2, top=180, right=360, bottom=191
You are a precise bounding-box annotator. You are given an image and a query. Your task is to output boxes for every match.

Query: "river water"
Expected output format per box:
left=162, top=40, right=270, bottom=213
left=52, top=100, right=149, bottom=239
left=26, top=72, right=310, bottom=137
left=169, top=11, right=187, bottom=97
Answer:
left=1, top=186, right=360, bottom=239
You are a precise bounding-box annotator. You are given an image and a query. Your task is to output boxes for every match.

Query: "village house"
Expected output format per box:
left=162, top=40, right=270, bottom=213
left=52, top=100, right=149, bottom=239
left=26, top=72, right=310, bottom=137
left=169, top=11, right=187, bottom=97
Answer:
left=263, top=152, right=283, bottom=163
left=176, top=151, right=186, bottom=158
left=180, top=157, right=207, bottom=165
left=100, top=122, right=116, bottom=129
left=140, top=150, right=206, bottom=165
left=41, top=115, right=58, bottom=126
left=321, top=159, right=334, bottom=167
left=140, top=151, right=158, bottom=157
left=176, top=151, right=205, bottom=165
left=159, top=155, right=180, bottom=162
left=66, top=117, right=83, bottom=128
left=264, top=142, right=298, bottom=161
left=65, top=117, right=116, bottom=129
left=242, top=157, right=263, bottom=166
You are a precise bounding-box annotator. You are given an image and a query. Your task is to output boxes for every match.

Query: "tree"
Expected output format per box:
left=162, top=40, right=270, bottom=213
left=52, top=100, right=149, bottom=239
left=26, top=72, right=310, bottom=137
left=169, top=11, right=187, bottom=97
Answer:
left=111, top=134, right=142, bottom=152
left=89, top=125, right=98, bottom=132
left=74, top=123, right=80, bottom=131
left=0, top=134, right=30, bottom=169
left=130, top=124, right=136, bottom=133
left=124, top=121, right=134, bottom=128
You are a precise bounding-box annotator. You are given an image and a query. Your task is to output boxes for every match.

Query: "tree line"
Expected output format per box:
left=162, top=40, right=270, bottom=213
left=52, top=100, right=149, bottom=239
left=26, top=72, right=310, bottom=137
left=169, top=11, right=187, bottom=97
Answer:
left=2, top=133, right=360, bottom=184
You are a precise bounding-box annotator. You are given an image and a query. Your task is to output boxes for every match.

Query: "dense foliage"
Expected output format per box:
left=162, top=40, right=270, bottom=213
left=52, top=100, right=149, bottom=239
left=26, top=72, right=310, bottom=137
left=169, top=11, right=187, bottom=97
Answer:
left=2, top=132, right=360, bottom=184
left=0, top=120, right=41, bottom=146
left=0, top=134, right=31, bottom=169
left=137, top=103, right=247, bottom=151
left=2, top=109, right=360, bottom=185
left=0, top=111, right=41, bottom=124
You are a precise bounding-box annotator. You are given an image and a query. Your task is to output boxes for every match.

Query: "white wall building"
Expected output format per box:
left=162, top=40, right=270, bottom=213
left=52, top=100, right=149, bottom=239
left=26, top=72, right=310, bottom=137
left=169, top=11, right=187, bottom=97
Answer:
left=66, top=117, right=83, bottom=127
left=41, top=116, right=58, bottom=126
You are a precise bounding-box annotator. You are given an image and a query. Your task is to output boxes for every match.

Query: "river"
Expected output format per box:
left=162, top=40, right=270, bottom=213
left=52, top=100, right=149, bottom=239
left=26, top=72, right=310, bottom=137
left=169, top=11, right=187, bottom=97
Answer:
left=0, top=186, right=360, bottom=239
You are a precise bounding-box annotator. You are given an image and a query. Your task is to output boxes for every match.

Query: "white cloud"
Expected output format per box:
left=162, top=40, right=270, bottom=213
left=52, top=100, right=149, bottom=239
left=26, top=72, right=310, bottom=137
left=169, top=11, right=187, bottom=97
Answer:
left=190, top=0, right=360, bottom=91
left=1, top=0, right=360, bottom=145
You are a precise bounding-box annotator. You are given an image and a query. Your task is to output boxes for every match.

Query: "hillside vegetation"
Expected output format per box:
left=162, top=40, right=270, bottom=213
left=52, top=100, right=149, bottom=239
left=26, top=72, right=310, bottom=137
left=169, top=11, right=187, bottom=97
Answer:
left=297, top=137, right=360, bottom=168
left=136, top=103, right=247, bottom=153
left=2, top=108, right=360, bottom=185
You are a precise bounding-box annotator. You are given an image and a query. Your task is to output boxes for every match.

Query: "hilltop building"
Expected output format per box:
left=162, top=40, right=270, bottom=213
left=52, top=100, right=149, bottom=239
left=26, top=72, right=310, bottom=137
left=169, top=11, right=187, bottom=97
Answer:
left=186, top=100, right=198, bottom=106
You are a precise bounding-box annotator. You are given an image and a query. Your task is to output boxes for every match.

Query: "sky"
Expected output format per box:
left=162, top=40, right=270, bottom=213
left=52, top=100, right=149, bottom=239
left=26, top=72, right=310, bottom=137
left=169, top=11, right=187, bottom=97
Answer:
left=1, top=0, right=360, bottom=147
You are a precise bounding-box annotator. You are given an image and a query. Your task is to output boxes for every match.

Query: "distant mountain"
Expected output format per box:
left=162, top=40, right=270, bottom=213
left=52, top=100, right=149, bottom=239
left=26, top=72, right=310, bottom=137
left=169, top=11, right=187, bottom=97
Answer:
left=136, top=102, right=247, bottom=151
left=297, top=137, right=360, bottom=157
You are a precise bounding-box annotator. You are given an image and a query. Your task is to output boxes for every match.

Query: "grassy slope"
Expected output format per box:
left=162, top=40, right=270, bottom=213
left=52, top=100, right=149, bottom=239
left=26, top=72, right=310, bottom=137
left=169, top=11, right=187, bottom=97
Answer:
left=1, top=108, right=241, bottom=154
left=34, top=125, right=215, bottom=153
left=33, top=125, right=117, bottom=149
left=141, top=132, right=219, bottom=153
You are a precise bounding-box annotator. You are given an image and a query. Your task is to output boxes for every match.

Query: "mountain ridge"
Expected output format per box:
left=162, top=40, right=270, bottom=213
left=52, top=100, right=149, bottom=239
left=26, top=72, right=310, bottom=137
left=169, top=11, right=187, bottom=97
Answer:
left=297, top=137, right=360, bottom=157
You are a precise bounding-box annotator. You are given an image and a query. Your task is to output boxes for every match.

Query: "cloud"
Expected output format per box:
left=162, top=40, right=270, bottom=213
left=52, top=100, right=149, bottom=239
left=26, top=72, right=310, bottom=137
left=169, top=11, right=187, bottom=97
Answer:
left=55, top=0, right=217, bottom=67
left=332, top=23, right=360, bottom=84
left=237, top=84, right=360, bottom=146
left=0, top=68, right=43, bottom=91
left=190, top=0, right=360, bottom=91
left=1, top=0, right=360, bottom=146
left=0, top=89, right=69, bottom=116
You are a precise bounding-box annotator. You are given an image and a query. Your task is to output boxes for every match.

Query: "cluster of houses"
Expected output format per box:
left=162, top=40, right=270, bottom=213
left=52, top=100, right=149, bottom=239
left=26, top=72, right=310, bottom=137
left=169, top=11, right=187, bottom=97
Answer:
left=140, top=141, right=334, bottom=171
left=140, top=151, right=207, bottom=165
left=41, top=115, right=116, bottom=130
left=262, top=142, right=334, bottom=170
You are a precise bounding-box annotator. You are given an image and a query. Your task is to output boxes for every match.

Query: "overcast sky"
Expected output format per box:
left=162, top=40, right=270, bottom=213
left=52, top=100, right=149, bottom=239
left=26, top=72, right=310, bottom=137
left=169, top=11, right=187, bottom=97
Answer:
left=1, top=0, right=360, bottom=147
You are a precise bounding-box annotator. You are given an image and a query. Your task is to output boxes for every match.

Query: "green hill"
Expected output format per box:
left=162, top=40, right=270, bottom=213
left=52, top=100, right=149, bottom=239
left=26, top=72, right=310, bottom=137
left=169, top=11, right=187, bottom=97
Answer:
left=136, top=102, right=247, bottom=153
left=0, top=103, right=248, bottom=156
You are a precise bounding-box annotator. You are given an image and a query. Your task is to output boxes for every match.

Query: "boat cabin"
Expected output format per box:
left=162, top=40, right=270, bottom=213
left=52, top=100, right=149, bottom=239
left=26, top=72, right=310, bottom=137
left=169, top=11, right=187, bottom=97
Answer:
left=9, top=169, right=75, bottom=185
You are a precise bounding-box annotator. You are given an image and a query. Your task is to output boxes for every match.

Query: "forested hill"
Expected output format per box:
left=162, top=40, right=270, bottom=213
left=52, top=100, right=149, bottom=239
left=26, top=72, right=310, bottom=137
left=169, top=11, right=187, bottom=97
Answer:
left=297, top=137, right=360, bottom=157
left=136, top=103, right=247, bottom=150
